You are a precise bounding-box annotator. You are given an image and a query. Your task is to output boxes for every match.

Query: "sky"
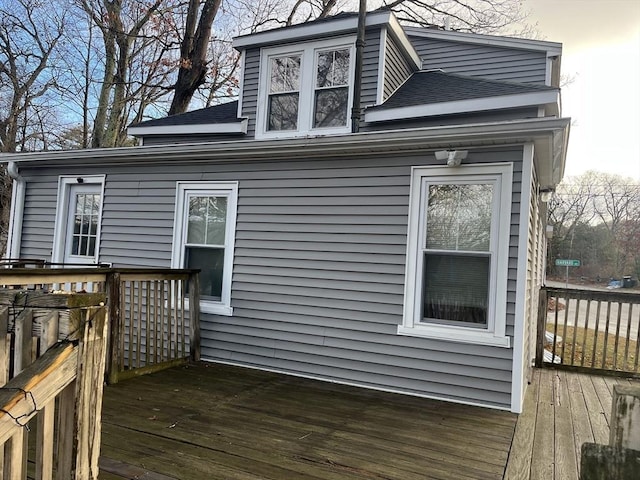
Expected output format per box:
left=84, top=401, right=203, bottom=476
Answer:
left=524, top=0, right=640, bottom=181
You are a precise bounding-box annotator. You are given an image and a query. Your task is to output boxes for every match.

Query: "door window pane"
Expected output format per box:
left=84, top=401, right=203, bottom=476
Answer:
left=422, top=253, right=489, bottom=327
left=71, top=193, right=100, bottom=257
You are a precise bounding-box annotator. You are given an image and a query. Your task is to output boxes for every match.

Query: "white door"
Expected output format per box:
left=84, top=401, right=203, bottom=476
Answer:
left=62, top=183, right=102, bottom=266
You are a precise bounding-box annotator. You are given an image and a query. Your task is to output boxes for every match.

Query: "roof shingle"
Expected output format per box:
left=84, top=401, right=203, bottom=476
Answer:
left=130, top=101, right=241, bottom=128
left=372, top=71, right=558, bottom=111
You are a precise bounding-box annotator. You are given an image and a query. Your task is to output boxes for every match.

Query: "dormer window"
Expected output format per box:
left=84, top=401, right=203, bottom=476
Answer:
left=268, top=55, right=301, bottom=131
left=314, top=48, right=350, bottom=128
left=257, top=37, right=354, bottom=138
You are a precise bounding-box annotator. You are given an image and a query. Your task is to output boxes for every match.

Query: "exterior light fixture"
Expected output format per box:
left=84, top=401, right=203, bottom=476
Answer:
left=434, top=150, right=468, bottom=167
left=539, top=187, right=554, bottom=203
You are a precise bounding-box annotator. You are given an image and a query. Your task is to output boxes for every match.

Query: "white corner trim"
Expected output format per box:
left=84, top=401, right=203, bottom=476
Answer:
left=128, top=119, right=248, bottom=137
left=511, top=143, right=534, bottom=414
left=376, top=27, right=387, bottom=104
left=233, top=10, right=391, bottom=48
left=403, top=26, right=562, bottom=57
left=365, top=90, right=560, bottom=123
left=237, top=50, right=246, bottom=118
left=545, top=57, right=553, bottom=86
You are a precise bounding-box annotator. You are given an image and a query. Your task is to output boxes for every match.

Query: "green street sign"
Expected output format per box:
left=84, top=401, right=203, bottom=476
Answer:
left=555, top=259, right=580, bottom=267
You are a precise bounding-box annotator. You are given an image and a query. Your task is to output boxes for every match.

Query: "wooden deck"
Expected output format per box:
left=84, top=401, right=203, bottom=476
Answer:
left=504, top=368, right=639, bottom=480
left=98, top=363, right=639, bottom=480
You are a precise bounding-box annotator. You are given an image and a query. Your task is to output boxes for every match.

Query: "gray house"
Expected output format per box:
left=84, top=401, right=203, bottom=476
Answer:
left=2, top=10, right=569, bottom=412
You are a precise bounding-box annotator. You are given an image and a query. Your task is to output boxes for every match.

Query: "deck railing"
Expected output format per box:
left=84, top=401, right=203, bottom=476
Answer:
left=0, top=267, right=200, bottom=384
left=0, top=294, right=108, bottom=479
left=536, top=286, right=640, bottom=376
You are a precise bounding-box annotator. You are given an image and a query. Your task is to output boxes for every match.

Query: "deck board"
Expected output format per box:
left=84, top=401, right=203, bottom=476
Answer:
left=554, top=370, right=578, bottom=480
left=100, top=362, right=517, bottom=480
left=98, top=363, right=640, bottom=480
left=504, top=368, right=639, bottom=480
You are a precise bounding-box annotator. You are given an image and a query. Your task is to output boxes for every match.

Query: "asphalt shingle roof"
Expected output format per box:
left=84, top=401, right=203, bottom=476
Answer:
left=131, top=101, right=241, bottom=128
left=371, top=71, right=558, bottom=111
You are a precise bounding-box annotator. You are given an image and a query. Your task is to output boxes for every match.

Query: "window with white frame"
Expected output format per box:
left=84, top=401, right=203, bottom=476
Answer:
left=399, top=164, right=512, bottom=347
left=258, top=38, right=354, bottom=138
left=172, top=182, right=238, bottom=316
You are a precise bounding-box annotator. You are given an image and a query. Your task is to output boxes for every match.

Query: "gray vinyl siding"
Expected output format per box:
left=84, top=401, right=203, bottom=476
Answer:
left=17, top=146, right=523, bottom=409
left=20, top=174, right=59, bottom=260
left=383, top=33, right=414, bottom=101
left=360, top=28, right=382, bottom=110
left=241, top=47, right=260, bottom=138
left=409, top=36, right=547, bottom=85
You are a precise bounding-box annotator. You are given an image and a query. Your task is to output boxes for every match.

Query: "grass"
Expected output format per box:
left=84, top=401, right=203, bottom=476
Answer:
left=546, top=322, right=640, bottom=371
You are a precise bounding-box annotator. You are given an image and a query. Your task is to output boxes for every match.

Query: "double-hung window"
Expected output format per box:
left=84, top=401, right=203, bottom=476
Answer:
left=268, top=55, right=301, bottom=131
left=172, top=182, right=238, bottom=316
left=258, top=37, right=354, bottom=138
left=399, top=164, right=512, bottom=347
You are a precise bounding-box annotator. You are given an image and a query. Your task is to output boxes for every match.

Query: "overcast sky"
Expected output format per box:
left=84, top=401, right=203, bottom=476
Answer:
left=524, top=0, right=640, bottom=180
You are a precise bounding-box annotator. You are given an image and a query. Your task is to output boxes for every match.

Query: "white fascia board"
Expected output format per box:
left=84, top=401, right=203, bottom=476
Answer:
left=404, top=26, right=563, bottom=57
left=128, top=119, right=248, bottom=137
left=364, top=90, right=560, bottom=123
left=386, top=14, right=422, bottom=70
left=1, top=117, right=571, bottom=170
left=233, top=10, right=391, bottom=49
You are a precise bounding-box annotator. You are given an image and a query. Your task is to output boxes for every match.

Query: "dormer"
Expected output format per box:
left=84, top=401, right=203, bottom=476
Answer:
left=128, top=11, right=563, bottom=146
left=232, top=10, right=421, bottom=139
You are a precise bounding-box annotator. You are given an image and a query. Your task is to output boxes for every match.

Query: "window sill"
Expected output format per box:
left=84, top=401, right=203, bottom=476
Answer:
left=200, top=302, right=233, bottom=316
left=397, top=325, right=511, bottom=348
left=255, top=126, right=350, bottom=140
left=183, top=298, right=233, bottom=317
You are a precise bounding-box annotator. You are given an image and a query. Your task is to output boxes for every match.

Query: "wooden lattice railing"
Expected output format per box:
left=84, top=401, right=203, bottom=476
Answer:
left=0, top=267, right=200, bottom=384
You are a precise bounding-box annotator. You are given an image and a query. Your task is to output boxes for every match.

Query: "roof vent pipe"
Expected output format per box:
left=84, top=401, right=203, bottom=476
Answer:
left=351, top=0, right=366, bottom=133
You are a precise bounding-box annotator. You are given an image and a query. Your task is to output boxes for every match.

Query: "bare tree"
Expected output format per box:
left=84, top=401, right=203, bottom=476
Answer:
left=79, top=0, right=179, bottom=147
left=548, top=171, right=640, bottom=279
left=0, top=0, right=66, bottom=153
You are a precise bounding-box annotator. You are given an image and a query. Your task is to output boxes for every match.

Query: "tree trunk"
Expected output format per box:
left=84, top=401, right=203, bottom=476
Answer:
left=168, top=0, right=221, bottom=115
left=91, top=30, right=117, bottom=148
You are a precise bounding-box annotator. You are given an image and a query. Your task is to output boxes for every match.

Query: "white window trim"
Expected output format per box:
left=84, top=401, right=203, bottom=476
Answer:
left=399, top=163, right=512, bottom=348
left=171, top=181, right=238, bottom=316
left=52, top=175, right=106, bottom=265
left=256, top=36, right=355, bottom=140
